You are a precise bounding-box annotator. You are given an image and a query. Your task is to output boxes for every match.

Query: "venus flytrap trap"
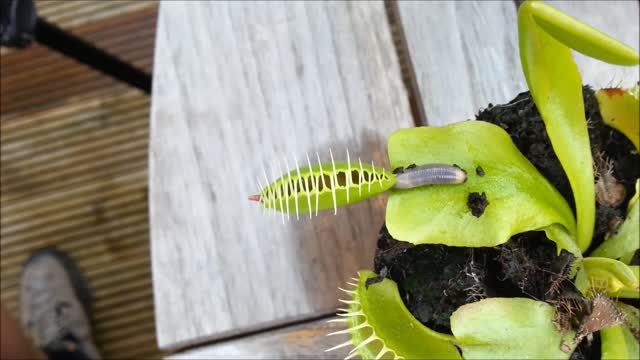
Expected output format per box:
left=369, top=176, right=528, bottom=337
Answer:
left=251, top=1, right=639, bottom=358
left=327, top=271, right=461, bottom=360
left=251, top=149, right=396, bottom=218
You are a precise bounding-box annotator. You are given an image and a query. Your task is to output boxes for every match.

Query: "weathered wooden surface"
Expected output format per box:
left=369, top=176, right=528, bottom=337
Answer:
left=399, top=1, right=639, bottom=126
left=169, top=317, right=349, bottom=359
left=398, top=1, right=525, bottom=125
left=150, top=1, right=412, bottom=349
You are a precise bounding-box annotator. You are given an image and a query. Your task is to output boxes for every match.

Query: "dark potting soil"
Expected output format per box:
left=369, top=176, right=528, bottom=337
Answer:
left=370, top=86, right=638, bottom=357
left=477, top=86, right=640, bottom=251
left=374, top=226, right=581, bottom=333
left=630, top=249, right=640, bottom=266
left=571, top=332, right=602, bottom=360
left=467, top=192, right=489, bottom=217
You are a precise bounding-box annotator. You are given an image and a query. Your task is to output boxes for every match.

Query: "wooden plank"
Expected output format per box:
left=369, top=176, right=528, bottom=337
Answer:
left=1, top=86, right=161, bottom=357
left=397, top=1, right=524, bottom=125
left=399, top=1, right=639, bottom=126
left=35, top=0, right=157, bottom=31
left=169, top=318, right=349, bottom=360
left=547, top=1, right=639, bottom=88
left=1, top=6, right=157, bottom=115
left=150, top=1, right=413, bottom=349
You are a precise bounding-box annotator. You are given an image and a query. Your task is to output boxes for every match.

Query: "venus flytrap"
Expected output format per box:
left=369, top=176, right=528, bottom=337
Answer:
left=251, top=1, right=639, bottom=358
left=518, top=0, right=638, bottom=252
left=328, top=271, right=461, bottom=360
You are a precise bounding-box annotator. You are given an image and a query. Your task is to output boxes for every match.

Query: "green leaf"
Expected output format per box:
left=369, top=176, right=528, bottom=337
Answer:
left=335, top=271, right=461, bottom=359
left=526, top=2, right=639, bottom=66
left=591, top=180, right=640, bottom=262
left=630, top=179, right=640, bottom=211
left=518, top=1, right=639, bottom=251
left=386, top=121, right=579, bottom=255
left=575, top=257, right=639, bottom=298
left=601, top=303, right=640, bottom=360
left=595, top=86, right=640, bottom=151
left=450, top=297, right=575, bottom=359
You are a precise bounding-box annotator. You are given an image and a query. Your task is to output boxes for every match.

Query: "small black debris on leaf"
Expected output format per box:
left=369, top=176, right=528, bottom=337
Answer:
left=467, top=192, right=489, bottom=217
left=392, top=167, right=405, bottom=175
left=476, top=166, right=485, bottom=177
left=407, top=163, right=417, bottom=169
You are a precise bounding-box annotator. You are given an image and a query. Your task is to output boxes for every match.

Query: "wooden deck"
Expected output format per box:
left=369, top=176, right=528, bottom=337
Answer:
left=1, top=1, right=162, bottom=358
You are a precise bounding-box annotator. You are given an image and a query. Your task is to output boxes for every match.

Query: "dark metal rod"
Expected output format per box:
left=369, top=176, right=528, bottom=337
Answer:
left=33, top=17, right=152, bottom=94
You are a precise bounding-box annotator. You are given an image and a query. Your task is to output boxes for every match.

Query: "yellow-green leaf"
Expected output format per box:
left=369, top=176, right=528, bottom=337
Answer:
left=595, top=86, right=640, bottom=151
left=601, top=303, right=640, bottom=360
left=575, top=257, right=639, bottom=298
left=518, top=0, right=640, bottom=251
left=450, top=298, right=575, bottom=359
left=386, top=121, right=579, bottom=255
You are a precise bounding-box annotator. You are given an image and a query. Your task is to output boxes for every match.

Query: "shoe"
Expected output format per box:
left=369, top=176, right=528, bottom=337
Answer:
left=20, top=247, right=101, bottom=360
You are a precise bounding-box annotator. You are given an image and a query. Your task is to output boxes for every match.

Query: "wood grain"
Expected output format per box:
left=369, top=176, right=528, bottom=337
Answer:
left=36, top=0, right=157, bottom=31
left=150, top=1, right=412, bottom=349
left=0, top=6, right=157, bottom=114
left=1, top=89, right=162, bottom=358
left=397, top=1, right=525, bottom=125
left=169, top=317, right=349, bottom=360
left=398, top=1, right=639, bottom=126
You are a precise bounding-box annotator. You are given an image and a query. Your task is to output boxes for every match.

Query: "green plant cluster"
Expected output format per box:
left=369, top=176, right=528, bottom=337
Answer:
left=254, top=1, right=639, bottom=358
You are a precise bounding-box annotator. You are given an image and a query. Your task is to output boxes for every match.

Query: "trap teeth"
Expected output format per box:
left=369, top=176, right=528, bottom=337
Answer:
left=338, top=299, right=358, bottom=305
left=338, top=287, right=356, bottom=295
left=349, top=334, right=377, bottom=354
left=327, top=322, right=369, bottom=336
left=326, top=318, right=348, bottom=324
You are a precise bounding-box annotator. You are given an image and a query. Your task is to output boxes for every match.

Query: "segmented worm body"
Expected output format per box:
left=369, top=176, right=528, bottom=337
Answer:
left=393, top=164, right=467, bottom=189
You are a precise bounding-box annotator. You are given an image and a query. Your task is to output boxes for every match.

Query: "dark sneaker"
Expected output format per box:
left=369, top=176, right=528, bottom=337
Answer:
left=20, top=248, right=101, bottom=360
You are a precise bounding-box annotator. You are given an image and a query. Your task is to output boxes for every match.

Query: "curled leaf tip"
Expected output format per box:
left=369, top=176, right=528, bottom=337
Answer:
left=595, top=85, right=639, bottom=151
